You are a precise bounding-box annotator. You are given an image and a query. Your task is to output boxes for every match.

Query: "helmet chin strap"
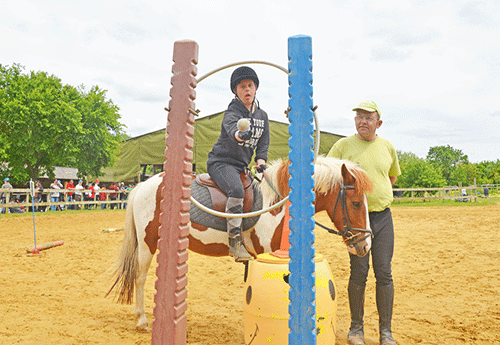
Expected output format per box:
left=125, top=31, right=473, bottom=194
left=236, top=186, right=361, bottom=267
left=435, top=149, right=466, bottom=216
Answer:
left=235, top=95, right=258, bottom=114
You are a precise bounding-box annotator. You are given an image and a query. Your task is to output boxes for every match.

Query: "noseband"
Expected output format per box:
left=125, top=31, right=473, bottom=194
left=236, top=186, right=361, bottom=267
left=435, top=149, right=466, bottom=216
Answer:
left=315, top=180, right=372, bottom=247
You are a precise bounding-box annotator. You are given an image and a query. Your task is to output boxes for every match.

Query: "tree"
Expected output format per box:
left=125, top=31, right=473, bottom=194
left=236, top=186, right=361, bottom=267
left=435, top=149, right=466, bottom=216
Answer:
left=476, top=160, right=500, bottom=185
left=397, top=151, right=446, bottom=192
left=397, top=151, right=419, bottom=166
left=426, top=145, right=469, bottom=185
left=0, top=63, right=125, bottom=183
left=61, top=85, right=128, bottom=178
left=449, top=163, right=480, bottom=187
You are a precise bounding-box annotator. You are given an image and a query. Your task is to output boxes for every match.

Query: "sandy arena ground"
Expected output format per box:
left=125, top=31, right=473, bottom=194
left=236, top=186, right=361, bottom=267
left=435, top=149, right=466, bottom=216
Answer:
left=1, top=202, right=499, bottom=345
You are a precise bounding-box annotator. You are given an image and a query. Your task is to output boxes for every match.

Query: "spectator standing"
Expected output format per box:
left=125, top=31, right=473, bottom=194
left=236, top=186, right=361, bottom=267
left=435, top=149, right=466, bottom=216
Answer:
left=74, top=180, right=84, bottom=210
left=88, top=183, right=96, bottom=209
left=58, top=180, right=65, bottom=210
left=83, top=184, right=91, bottom=209
left=49, top=179, right=63, bottom=211
left=119, top=182, right=127, bottom=209
left=65, top=179, right=75, bottom=210
left=1, top=177, right=13, bottom=214
left=33, top=181, right=44, bottom=212
left=123, top=184, right=133, bottom=209
left=108, top=182, right=119, bottom=209
left=94, top=179, right=100, bottom=200
left=100, top=185, right=107, bottom=209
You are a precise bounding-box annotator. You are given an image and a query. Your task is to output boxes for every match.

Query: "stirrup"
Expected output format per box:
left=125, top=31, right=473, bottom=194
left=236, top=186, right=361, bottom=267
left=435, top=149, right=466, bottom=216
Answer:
left=229, top=237, right=252, bottom=262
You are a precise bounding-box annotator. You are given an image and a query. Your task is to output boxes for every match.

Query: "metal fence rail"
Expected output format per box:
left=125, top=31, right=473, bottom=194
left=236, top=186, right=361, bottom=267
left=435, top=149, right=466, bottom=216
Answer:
left=392, top=184, right=499, bottom=203
left=0, top=188, right=128, bottom=212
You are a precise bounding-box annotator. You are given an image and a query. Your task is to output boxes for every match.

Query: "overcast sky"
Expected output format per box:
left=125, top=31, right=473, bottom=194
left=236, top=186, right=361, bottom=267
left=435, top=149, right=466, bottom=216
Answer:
left=2, top=0, right=499, bottom=162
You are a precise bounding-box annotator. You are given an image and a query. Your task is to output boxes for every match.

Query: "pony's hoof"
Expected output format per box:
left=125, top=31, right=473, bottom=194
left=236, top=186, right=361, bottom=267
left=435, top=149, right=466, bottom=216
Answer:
left=136, top=323, right=151, bottom=333
left=135, top=314, right=150, bottom=332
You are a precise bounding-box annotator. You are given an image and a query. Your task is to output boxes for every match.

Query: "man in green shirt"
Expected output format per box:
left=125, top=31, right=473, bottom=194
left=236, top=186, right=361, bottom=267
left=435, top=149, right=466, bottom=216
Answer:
left=328, top=100, right=400, bottom=345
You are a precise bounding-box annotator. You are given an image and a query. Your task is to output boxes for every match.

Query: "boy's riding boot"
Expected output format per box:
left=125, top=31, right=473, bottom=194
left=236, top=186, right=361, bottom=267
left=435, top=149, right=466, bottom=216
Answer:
left=376, top=283, right=397, bottom=345
left=226, top=197, right=251, bottom=262
left=348, top=281, right=366, bottom=345
left=228, top=234, right=251, bottom=262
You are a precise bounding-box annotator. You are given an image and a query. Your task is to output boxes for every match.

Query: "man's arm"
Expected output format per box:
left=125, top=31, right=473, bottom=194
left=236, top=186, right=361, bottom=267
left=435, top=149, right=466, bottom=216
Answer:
left=389, top=176, right=397, bottom=186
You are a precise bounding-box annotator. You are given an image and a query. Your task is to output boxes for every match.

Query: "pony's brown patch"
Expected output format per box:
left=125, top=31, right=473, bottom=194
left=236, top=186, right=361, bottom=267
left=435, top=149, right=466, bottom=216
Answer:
left=191, top=222, right=210, bottom=231
left=270, top=198, right=285, bottom=216
left=144, top=182, right=163, bottom=255
left=249, top=229, right=264, bottom=255
left=270, top=215, right=285, bottom=252
left=276, top=160, right=291, bottom=197
left=188, top=235, right=228, bottom=256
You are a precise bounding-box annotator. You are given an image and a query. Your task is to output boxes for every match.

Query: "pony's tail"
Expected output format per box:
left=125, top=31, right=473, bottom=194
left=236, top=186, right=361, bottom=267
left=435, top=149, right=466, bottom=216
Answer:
left=105, top=185, right=140, bottom=304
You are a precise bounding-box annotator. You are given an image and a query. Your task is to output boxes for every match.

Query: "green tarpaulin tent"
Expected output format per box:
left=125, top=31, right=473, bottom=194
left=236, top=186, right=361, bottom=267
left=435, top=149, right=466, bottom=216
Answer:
left=96, top=111, right=344, bottom=183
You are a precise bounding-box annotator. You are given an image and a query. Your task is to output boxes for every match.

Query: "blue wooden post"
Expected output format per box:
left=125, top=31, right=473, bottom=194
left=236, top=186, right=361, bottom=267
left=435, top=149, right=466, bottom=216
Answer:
left=287, top=35, right=316, bottom=345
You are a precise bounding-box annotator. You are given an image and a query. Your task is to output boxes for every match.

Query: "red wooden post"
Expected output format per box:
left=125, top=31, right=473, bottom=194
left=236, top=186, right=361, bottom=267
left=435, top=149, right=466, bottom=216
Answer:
left=151, top=40, right=198, bottom=345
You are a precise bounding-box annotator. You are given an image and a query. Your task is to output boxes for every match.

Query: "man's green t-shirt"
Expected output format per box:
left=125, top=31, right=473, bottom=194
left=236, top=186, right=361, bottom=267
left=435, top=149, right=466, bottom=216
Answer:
left=327, top=135, right=401, bottom=212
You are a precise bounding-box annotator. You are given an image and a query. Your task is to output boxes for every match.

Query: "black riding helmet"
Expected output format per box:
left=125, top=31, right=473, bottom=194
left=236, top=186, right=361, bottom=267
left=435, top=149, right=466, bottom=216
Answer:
left=230, top=66, right=259, bottom=94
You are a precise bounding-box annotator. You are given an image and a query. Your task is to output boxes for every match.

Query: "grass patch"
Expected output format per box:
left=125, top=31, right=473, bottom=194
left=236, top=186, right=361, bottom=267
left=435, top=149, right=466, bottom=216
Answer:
left=391, top=197, right=500, bottom=207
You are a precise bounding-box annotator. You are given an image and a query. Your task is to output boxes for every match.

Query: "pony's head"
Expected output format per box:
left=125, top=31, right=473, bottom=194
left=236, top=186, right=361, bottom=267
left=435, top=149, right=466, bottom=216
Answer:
left=313, top=156, right=373, bottom=257
left=263, top=156, right=373, bottom=257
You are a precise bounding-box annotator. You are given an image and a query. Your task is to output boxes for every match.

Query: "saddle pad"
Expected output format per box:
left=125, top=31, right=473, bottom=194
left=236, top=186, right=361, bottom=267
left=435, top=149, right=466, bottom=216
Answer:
left=189, top=179, right=263, bottom=232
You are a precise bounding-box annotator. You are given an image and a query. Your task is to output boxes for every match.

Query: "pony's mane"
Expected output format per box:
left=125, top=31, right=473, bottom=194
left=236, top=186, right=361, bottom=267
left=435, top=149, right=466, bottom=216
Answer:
left=313, top=156, right=372, bottom=194
left=259, top=155, right=372, bottom=201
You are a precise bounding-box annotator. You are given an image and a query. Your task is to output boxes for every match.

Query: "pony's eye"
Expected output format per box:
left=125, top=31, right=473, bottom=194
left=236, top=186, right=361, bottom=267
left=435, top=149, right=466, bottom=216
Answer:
left=352, top=202, right=360, bottom=208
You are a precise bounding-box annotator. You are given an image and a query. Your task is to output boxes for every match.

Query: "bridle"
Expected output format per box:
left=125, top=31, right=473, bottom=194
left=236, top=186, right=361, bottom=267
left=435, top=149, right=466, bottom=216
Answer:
left=315, top=180, right=372, bottom=247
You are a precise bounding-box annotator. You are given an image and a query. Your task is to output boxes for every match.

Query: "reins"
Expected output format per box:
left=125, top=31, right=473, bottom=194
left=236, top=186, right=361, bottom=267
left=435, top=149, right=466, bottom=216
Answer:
left=251, top=168, right=283, bottom=199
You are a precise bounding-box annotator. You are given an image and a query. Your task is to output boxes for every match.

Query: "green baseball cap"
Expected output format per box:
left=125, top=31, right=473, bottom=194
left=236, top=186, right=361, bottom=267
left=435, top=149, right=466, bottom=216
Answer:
left=353, top=100, right=381, bottom=118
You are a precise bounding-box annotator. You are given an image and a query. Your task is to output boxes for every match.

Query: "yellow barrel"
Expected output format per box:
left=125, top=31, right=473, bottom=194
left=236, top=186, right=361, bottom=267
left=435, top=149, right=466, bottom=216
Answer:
left=243, top=253, right=337, bottom=344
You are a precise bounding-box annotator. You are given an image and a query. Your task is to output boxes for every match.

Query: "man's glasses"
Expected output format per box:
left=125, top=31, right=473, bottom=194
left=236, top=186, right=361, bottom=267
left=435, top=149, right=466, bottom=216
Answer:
left=355, top=115, right=379, bottom=122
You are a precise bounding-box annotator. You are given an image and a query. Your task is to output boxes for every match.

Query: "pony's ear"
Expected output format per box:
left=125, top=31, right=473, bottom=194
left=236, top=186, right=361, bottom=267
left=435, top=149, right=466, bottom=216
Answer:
left=341, top=163, right=355, bottom=185
left=341, top=163, right=374, bottom=194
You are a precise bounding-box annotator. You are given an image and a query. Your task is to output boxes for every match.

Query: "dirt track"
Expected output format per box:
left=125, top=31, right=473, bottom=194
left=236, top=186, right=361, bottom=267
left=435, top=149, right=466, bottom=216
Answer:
left=1, top=203, right=499, bottom=344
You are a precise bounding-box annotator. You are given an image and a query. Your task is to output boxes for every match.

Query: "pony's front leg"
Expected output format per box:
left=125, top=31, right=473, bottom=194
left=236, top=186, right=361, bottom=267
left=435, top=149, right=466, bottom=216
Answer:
left=134, top=248, right=153, bottom=331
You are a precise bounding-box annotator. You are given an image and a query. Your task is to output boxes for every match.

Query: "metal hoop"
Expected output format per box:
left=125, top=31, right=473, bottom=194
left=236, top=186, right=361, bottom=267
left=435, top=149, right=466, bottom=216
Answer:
left=190, top=194, right=289, bottom=219
left=197, top=60, right=320, bottom=161
left=197, top=60, right=288, bottom=83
